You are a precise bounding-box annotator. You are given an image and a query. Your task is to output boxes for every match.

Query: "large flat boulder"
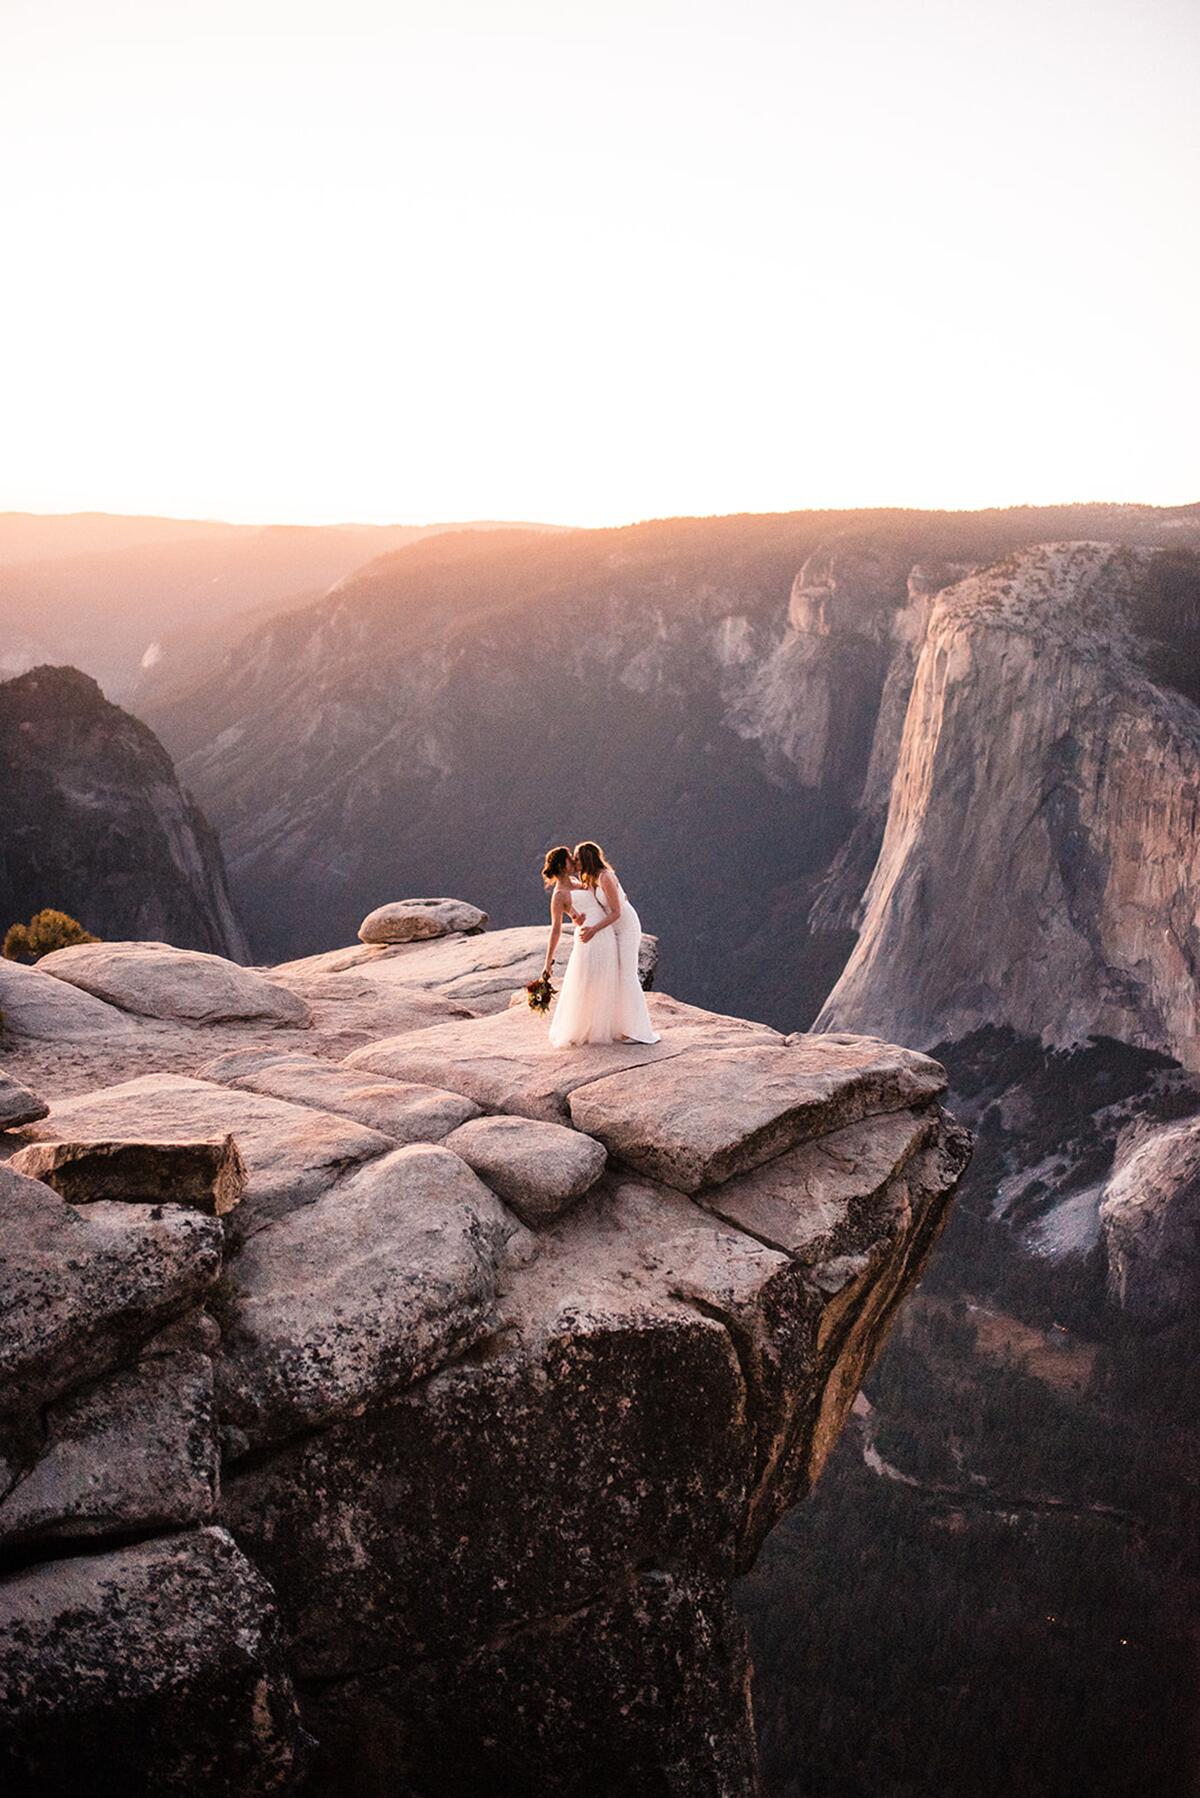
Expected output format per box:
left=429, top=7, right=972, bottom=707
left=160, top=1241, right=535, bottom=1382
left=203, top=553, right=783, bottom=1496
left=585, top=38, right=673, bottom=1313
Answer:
left=214, top=1143, right=525, bottom=1450
left=694, top=1108, right=935, bottom=1259
left=444, top=1114, right=607, bottom=1225
left=0, top=1348, right=217, bottom=1549
left=37, top=940, right=311, bottom=1027
left=276, top=927, right=570, bottom=1018
left=0, top=1068, right=48, bottom=1129
left=343, top=993, right=780, bottom=1124
left=9, top=1135, right=246, bottom=1215
left=0, top=1163, right=223, bottom=1423
left=19, top=1073, right=393, bottom=1231
left=0, top=958, right=135, bottom=1040
left=195, top=1048, right=482, bottom=1143
left=567, top=1033, right=947, bottom=1191
left=0, top=1527, right=305, bottom=1796
left=358, top=897, right=488, bottom=943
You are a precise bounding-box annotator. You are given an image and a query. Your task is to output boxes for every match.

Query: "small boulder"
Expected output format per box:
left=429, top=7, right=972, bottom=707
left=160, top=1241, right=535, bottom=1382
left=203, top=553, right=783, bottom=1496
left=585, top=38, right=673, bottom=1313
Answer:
left=358, top=898, right=488, bottom=945
left=9, top=1136, right=246, bottom=1216
left=0, top=1068, right=49, bottom=1129
left=444, top=1114, right=607, bottom=1226
left=36, top=940, right=311, bottom=1027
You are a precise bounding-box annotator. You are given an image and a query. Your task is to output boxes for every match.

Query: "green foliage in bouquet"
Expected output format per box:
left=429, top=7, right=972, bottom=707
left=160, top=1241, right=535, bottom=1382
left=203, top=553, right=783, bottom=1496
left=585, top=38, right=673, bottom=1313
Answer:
left=3, top=908, right=99, bottom=963
left=525, top=973, right=555, bottom=1014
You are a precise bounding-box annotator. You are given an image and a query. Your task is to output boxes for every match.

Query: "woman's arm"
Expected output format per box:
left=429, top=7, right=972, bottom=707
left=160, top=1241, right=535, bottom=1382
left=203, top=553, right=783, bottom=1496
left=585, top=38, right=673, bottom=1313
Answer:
left=543, top=888, right=567, bottom=976
left=579, top=870, right=622, bottom=942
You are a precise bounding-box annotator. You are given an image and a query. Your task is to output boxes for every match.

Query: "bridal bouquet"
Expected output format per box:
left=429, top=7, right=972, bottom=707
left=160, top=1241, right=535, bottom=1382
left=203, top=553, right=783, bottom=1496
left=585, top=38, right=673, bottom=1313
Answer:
left=525, top=973, right=555, bottom=1014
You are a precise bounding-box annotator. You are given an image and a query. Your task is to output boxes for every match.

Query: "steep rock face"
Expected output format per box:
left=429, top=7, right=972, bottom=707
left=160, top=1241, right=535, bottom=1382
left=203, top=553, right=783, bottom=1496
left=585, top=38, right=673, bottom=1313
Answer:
left=0, top=926, right=969, bottom=1797
left=728, top=539, right=934, bottom=796
left=0, top=666, right=248, bottom=958
left=1099, top=1116, right=1200, bottom=1321
left=818, top=544, right=1200, bottom=1070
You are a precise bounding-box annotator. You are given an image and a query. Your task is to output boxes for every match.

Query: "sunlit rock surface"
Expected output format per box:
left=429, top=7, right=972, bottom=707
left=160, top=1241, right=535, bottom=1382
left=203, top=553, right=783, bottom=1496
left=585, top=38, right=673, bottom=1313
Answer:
left=819, top=544, right=1200, bottom=1070
left=39, top=941, right=311, bottom=1027
left=0, top=921, right=969, bottom=1796
left=0, top=958, right=136, bottom=1041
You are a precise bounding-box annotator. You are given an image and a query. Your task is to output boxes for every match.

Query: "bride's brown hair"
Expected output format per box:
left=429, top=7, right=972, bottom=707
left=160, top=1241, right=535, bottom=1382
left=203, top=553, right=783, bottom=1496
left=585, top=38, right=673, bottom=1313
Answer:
left=574, top=841, right=610, bottom=888
left=542, top=845, right=572, bottom=888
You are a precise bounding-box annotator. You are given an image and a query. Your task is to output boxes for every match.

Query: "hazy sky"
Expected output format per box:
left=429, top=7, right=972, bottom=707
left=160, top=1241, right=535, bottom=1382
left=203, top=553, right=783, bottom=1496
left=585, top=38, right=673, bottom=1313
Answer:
left=3, top=0, right=1198, bottom=526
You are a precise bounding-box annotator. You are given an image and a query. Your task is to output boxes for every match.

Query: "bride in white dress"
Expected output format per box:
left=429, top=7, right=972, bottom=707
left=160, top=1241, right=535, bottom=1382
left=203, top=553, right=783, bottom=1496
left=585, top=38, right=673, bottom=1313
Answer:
left=541, top=841, right=659, bottom=1047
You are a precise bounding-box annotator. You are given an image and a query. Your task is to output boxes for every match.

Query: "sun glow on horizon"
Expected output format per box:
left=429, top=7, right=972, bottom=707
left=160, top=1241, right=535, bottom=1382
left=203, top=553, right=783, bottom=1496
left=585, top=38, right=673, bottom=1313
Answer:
left=2, top=0, right=1198, bottom=528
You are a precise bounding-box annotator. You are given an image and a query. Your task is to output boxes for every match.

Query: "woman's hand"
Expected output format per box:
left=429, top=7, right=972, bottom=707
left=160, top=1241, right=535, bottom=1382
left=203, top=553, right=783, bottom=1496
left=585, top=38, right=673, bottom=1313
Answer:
left=579, top=924, right=598, bottom=943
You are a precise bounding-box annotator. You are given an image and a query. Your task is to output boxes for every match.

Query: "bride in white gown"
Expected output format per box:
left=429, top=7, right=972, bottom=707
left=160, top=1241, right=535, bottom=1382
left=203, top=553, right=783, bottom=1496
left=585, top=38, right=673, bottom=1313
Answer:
left=541, top=840, right=659, bottom=1048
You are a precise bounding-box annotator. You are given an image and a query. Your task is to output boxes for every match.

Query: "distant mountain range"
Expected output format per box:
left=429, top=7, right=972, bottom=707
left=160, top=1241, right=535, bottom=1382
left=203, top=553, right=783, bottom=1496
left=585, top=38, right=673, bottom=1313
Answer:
left=0, top=511, right=570, bottom=701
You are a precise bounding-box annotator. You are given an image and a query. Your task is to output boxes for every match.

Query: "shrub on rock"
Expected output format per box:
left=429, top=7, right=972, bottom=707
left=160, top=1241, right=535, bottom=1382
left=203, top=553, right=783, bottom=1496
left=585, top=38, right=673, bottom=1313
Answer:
left=3, top=908, right=98, bottom=963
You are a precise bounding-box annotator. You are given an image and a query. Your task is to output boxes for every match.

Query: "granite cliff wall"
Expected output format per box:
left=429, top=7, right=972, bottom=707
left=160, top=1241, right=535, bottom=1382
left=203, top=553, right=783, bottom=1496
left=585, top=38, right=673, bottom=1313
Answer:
left=0, top=665, right=248, bottom=959
left=817, top=543, right=1200, bottom=1071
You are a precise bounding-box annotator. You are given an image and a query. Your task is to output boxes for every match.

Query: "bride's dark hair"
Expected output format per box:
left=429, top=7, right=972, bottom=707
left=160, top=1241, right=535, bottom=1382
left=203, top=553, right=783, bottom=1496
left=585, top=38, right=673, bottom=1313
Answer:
left=574, top=841, right=610, bottom=888
left=542, top=845, right=572, bottom=888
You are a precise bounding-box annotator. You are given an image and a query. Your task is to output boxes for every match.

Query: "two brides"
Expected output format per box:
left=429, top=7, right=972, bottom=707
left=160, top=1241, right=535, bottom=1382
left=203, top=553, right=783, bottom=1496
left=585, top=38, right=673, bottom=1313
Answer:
left=540, top=841, right=659, bottom=1047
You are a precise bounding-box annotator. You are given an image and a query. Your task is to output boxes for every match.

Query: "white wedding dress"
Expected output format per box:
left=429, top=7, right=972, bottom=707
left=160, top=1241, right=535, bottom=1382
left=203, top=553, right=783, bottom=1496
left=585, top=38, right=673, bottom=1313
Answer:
left=548, top=881, right=660, bottom=1047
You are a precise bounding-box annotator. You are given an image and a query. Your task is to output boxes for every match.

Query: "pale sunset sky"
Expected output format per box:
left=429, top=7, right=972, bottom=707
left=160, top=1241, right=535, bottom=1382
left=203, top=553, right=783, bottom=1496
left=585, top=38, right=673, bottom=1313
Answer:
left=2, top=0, right=1197, bottom=527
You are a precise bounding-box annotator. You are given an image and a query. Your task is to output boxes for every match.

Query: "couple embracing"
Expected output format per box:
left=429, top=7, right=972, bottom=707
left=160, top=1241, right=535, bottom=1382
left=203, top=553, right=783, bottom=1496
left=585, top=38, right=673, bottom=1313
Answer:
left=539, top=841, right=660, bottom=1049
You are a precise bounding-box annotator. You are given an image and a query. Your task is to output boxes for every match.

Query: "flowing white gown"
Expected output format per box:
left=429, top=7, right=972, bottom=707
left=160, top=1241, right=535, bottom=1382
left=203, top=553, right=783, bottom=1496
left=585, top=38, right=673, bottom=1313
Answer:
left=547, top=880, right=660, bottom=1047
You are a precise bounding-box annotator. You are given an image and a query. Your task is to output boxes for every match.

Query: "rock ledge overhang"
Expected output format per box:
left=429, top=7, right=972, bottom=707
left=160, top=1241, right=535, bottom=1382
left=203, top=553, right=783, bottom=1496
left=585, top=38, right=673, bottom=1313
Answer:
left=0, top=928, right=970, bottom=1798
